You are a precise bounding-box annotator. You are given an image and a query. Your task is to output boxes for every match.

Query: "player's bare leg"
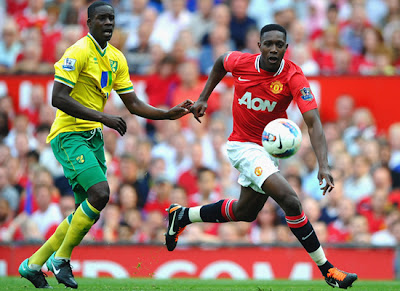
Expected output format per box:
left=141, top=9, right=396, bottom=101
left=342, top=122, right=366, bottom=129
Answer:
left=166, top=172, right=357, bottom=289
left=263, top=173, right=357, bottom=289
left=165, top=182, right=268, bottom=251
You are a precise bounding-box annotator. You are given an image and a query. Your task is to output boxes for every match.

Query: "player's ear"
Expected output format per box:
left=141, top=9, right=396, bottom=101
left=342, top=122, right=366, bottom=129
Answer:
left=87, top=18, right=91, bottom=29
left=258, top=41, right=261, bottom=49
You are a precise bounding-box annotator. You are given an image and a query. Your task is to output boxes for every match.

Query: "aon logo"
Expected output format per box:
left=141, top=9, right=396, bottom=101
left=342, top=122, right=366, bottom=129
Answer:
left=238, top=92, right=277, bottom=112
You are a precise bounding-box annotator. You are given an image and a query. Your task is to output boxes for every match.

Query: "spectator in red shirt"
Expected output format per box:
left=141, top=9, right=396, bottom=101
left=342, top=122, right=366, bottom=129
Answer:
left=172, top=60, right=220, bottom=128
left=19, top=84, right=45, bottom=127
left=358, top=189, right=389, bottom=233
left=6, top=0, right=28, bottom=16
left=177, top=142, right=205, bottom=197
left=14, top=0, right=47, bottom=32
left=41, top=4, right=62, bottom=64
left=0, top=198, right=21, bottom=241
left=0, top=198, right=40, bottom=242
left=12, top=37, right=54, bottom=74
left=190, top=167, right=222, bottom=207
left=145, top=55, right=180, bottom=108
left=312, top=26, right=343, bottom=75
left=143, top=176, right=173, bottom=214
left=327, top=197, right=356, bottom=243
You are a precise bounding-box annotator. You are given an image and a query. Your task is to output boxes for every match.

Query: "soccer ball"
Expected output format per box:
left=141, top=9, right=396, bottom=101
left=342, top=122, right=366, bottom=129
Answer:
left=261, top=118, right=302, bottom=159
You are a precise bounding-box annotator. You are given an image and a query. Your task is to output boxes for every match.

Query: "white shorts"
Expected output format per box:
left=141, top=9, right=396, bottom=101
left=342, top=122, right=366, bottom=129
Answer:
left=226, top=141, right=279, bottom=194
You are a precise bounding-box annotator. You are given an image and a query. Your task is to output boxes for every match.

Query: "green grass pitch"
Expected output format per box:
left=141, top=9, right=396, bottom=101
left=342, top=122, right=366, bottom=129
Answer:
left=1, top=277, right=400, bottom=291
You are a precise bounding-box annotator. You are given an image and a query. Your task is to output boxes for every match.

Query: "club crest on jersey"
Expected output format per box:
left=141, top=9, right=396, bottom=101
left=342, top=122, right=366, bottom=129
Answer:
left=300, top=87, right=313, bottom=101
left=76, top=155, right=85, bottom=164
left=255, top=167, right=263, bottom=176
left=62, top=58, right=76, bottom=71
left=270, top=81, right=283, bottom=94
left=110, top=60, right=118, bottom=73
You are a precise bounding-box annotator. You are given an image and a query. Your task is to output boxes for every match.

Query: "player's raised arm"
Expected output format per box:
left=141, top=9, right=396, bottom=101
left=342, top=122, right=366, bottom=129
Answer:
left=191, top=53, right=229, bottom=122
left=118, top=90, right=193, bottom=120
left=302, top=108, right=334, bottom=195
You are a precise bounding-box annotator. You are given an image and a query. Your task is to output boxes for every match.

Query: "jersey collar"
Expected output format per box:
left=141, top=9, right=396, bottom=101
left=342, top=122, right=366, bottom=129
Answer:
left=255, top=54, right=285, bottom=77
left=87, top=33, right=108, bottom=57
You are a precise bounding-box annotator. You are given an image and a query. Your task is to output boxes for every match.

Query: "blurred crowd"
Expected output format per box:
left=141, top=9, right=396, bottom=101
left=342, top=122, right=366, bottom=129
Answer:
left=1, top=0, right=400, bottom=76
left=1, top=0, right=400, bottom=248
left=1, top=81, right=400, bottom=247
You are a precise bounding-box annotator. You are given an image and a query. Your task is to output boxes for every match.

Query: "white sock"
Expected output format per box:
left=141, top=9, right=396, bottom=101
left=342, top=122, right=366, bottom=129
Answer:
left=188, top=206, right=202, bottom=222
left=309, top=246, right=328, bottom=266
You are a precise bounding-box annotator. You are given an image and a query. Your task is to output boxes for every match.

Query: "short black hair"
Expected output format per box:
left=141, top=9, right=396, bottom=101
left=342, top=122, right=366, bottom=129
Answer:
left=88, top=1, right=113, bottom=19
left=260, top=24, right=287, bottom=40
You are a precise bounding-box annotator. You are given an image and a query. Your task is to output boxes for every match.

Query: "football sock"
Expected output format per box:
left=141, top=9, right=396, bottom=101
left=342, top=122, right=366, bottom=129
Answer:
left=181, top=199, right=238, bottom=225
left=286, top=211, right=333, bottom=275
left=28, top=214, right=73, bottom=269
left=55, top=199, right=99, bottom=260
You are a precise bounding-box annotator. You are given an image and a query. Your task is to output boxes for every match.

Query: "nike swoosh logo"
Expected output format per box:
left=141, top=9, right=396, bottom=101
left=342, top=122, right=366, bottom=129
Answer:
left=301, top=230, right=314, bottom=240
left=277, top=135, right=283, bottom=149
left=238, top=76, right=250, bottom=81
left=168, top=212, right=177, bottom=236
left=328, top=281, right=340, bottom=288
left=52, top=262, right=60, bottom=275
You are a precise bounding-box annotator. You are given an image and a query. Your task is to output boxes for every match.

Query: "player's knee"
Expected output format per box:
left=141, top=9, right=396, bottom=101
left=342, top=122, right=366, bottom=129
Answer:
left=96, top=190, right=110, bottom=209
left=282, top=194, right=302, bottom=216
left=87, top=182, right=110, bottom=211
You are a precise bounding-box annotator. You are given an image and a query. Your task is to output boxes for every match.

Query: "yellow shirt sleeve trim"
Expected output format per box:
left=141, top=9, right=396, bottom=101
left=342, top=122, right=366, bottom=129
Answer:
left=116, top=86, right=134, bottom=94
left=55, top=75, right=76, bottom=87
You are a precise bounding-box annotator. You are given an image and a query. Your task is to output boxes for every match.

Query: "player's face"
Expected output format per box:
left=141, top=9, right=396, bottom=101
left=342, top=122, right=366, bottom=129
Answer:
left=258, top=31, right=288, bottom=72
left=88, top=5, right=115, bottom=47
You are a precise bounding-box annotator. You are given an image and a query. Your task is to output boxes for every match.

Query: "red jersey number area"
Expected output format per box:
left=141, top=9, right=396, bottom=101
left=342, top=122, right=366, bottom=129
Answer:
left=224, top=51, right=317, bottom=145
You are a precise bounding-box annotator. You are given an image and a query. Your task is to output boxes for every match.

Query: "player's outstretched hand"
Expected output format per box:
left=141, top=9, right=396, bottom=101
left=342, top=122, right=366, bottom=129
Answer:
left=167, top=99, right=194, bottom=120
left=102, top=113, right=127, bottom=136
left=318, top=167, right=334, bottom=195
left=190, top=100, right=208, bottom=123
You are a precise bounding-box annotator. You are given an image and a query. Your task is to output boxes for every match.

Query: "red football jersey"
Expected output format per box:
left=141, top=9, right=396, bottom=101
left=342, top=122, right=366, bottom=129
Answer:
left=224, top=51, right=317, bottom=145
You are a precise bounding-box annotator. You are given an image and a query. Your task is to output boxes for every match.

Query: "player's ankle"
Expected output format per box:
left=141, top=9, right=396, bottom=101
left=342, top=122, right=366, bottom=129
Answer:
left=178, top=207, right=191, bottom=226
left=318, top=260, right=334, bottom=276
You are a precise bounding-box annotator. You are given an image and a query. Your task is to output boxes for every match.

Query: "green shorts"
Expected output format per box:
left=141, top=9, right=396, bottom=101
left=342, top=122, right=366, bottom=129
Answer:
left=50, top=128, right=107, bottom=204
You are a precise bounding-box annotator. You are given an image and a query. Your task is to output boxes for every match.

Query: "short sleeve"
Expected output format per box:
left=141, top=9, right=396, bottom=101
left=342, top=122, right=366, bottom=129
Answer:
left=223, top=51, right=242, bottom=73
left=54, top=45, right=87, bottom=88
left=113, top=54, right=134, bottom=95
left=289, top=72, right=318, bottom=114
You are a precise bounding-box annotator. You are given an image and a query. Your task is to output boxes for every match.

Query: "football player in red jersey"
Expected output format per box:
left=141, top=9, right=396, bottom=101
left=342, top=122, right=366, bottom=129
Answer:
left=166, top=24, right=357, bottom=289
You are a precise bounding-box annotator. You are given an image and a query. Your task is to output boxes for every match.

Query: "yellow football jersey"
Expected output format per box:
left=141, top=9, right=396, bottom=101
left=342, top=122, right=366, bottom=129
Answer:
left=47, top=33, right=134, bottom=142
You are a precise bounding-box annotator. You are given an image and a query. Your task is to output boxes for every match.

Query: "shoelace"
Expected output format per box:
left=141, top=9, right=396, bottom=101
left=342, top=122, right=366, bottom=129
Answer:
left=327, top=268, right=347, bottom=281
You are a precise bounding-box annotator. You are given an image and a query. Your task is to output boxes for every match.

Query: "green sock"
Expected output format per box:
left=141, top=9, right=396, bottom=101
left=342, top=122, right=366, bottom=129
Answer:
left=55, top=200, right=99, bottom=260
left=28, top=214, right=73, bottom=268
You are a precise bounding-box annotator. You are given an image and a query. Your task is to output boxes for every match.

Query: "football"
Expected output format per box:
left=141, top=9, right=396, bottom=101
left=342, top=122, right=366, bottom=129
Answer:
left=261, top=118, right=302, bottom=159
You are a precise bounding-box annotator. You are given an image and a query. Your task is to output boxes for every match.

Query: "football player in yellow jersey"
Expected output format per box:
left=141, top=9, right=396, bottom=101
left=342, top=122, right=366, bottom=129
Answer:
left=18, top=1, right=193, bottom=289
